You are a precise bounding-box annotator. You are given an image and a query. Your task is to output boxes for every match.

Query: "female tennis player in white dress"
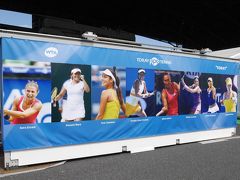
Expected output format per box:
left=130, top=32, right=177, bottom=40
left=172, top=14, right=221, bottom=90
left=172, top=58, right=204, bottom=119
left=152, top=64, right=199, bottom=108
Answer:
left=55, top=68, right=90, bottom=121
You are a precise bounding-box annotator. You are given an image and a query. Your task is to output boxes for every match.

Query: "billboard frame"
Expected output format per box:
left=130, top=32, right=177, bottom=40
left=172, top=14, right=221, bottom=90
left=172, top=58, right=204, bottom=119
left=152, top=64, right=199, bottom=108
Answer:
left=0, top=29, right=238, bottom=168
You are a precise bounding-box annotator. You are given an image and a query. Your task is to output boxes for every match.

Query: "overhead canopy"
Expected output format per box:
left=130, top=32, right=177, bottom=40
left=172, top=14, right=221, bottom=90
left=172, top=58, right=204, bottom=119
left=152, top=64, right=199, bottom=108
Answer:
left=0, top=1, right=240, bottom=50
left=207, top=47, right=240, bottom=59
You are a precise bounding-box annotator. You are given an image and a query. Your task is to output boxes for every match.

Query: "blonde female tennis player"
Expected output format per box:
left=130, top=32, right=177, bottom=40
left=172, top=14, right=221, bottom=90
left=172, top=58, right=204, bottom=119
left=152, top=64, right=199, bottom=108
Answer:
left=221, top=77, right=237, bottom=112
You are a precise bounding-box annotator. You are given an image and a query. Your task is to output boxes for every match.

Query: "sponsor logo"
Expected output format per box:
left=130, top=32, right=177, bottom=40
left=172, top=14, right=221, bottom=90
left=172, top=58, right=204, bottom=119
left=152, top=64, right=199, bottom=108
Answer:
left=44, top=47, right=58, bottom=58
left=136, top=57, right=171, bottom=66
left=149, top=57, right=160, bottom=66
left=216, top=65, right=227, bottom=71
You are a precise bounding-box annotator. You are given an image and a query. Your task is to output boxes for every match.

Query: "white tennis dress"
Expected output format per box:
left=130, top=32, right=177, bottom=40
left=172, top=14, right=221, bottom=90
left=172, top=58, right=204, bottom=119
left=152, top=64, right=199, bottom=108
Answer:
left=130, top=80, right=145, bottom=96
left=62, top=79, right=85, bottom=121
left=125, top=80, right=145, bottom=116
left=127, top=81, right=144, bottom=106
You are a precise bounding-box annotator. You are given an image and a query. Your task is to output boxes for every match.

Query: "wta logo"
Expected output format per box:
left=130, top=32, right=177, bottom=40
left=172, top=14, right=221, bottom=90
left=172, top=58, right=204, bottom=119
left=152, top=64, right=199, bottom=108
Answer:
left=44, top=47, right=58, bottom=58
left=137, top=57, right=171, bottom=66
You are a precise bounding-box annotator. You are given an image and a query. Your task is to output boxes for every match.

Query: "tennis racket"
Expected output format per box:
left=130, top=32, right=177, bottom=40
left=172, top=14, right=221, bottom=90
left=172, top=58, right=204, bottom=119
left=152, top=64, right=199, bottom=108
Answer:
left=51, top=87, right=58, bottom=107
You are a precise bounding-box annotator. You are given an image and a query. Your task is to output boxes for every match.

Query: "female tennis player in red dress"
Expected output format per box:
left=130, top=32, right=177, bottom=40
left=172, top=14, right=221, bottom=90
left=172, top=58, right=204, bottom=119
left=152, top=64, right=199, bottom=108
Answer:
left=4, top=80, right=42, bottom=124
left=156, top=73, right=180, bottom=116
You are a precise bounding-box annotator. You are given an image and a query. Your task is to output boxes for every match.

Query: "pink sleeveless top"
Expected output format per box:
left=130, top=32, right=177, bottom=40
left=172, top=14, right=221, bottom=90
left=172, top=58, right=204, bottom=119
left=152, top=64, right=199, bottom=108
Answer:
left=12, top=96, right=40, bottom=124
left=162, top=83, right=179, bottom=115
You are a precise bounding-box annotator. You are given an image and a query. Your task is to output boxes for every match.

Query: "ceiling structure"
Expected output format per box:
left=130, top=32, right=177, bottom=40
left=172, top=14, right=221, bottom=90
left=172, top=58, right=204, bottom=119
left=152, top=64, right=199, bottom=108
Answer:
left=0, top=1, right=240, bottom=51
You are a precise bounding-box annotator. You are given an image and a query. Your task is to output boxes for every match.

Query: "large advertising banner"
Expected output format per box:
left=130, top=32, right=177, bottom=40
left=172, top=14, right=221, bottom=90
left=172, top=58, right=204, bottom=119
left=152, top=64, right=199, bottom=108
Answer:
left=1, top=37, right=239, bottom=151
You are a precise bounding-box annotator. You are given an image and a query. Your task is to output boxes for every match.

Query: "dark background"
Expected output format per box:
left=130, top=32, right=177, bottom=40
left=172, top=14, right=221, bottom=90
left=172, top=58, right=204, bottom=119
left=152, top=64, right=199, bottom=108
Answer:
left=0, top=1, right=240, bottom=51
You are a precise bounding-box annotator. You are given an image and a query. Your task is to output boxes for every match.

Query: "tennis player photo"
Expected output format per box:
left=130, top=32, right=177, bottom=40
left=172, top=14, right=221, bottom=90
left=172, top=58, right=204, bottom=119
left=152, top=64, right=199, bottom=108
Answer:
left=155, top=71, right=181, bottom=116
left=182, top=73, right=237, bottom=114
left=51, top=63, right=91, bottom=122
left=220, top=77, right=237, bottom=112
left=126, top=68, right=155, bottom=117
left=179, top=72, right=202, bottom=115
left=92, top=66, right=126, bottom=120
left=3, top=60, right=51, bottom=124
left=192, top=73, right=237, bottom=113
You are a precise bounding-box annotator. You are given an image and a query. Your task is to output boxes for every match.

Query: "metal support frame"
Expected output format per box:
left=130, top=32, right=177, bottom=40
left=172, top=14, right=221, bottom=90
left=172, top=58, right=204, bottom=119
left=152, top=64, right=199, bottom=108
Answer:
left=4, top=152, right=19, bottom=169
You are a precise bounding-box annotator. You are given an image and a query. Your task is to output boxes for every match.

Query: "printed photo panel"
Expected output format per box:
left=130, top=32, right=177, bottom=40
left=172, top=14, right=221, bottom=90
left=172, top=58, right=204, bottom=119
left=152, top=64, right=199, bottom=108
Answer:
left=51, top=63, right=91, bottom=122
left=178, top=72, right=237, bottom=114
left=198, top=73, right=237, bottom=113
left=126, top=68, right=155, bottom=117
left=92, top=66, right=126, bottom=120
left=155, top=70, right=181, bottom=116
left=3, top=60, right=51, bottom=124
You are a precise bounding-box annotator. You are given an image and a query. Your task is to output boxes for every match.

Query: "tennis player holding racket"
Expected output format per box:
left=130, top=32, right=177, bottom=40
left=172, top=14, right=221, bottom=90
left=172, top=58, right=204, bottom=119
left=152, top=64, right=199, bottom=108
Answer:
left=126, top=69, right=155, bottom=117
left=54, top=68, right=90, bottom=121
left=181, top=75, right=202, bottom=114
left=3, top=80, right=42, bottom=124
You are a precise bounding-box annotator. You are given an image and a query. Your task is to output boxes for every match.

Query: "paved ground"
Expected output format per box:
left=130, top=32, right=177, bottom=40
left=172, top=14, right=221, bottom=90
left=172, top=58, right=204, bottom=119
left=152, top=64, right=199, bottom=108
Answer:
left=0, top=126, right=240, bottom=180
